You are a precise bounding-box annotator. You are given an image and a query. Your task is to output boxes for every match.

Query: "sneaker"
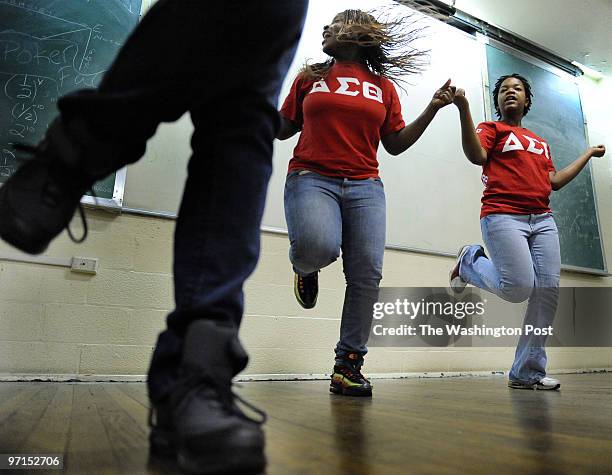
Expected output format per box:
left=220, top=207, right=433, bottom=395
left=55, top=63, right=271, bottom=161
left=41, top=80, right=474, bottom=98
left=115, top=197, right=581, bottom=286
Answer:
left=508, top=376, right=560, bottom=391
left=0, top=125, right=94, bottom=254
left=330, top=353, right=372, bottom=397
left=294, top=271, right=318, bottom=309
left=149, top=320, right=267, bottom=474
left=449, top=245, right=471, bottom=293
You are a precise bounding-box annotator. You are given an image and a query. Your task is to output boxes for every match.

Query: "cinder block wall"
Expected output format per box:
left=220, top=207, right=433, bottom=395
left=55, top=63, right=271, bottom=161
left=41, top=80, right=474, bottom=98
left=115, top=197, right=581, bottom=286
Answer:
left=1, top=73, right=611, bottom=380
left=1, top=208, right=611, bottom=379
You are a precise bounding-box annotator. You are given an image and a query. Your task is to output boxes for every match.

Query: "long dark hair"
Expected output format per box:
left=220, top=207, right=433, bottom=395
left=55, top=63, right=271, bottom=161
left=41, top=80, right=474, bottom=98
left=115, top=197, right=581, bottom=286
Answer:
left=300, top=8, right=430, bottom=87
left=492, top=73, right=533, bottom=119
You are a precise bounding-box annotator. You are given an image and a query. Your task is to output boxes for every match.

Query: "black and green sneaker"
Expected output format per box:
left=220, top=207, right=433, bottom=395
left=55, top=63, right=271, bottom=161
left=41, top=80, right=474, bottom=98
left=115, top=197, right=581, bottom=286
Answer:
left=330, top=354, right=372, bottom=397
left=294, top=271, right=318, bottom=309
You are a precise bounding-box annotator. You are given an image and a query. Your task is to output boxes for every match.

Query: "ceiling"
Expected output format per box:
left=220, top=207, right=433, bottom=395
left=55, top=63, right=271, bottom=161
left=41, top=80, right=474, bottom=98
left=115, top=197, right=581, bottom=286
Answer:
left=437, top=0, right=612, bottom=77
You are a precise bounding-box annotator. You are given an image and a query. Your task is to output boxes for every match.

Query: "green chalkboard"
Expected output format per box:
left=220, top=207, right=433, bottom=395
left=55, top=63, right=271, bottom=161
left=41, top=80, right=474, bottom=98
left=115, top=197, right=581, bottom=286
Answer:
left=485, top=42, right=606, bottom=274
left=0, top=0, right=142, bottom=202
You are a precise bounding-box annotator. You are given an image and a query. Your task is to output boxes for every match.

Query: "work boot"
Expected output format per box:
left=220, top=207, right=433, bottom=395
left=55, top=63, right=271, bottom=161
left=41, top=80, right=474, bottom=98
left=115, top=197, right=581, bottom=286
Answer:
left=149, top=320, right=266, bottom=474
left=0, top=114, right=137, bottom=254
left=0, top=118, right=99, bottom=254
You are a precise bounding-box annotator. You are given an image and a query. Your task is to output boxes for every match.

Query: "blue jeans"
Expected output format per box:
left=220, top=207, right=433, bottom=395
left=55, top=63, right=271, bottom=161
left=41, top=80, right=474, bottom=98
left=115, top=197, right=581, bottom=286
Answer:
left=459, top=213, right=561, bottom=384
left=53, top=0, right=308, bottom=403
left=284, top=171, right=386, bottom=364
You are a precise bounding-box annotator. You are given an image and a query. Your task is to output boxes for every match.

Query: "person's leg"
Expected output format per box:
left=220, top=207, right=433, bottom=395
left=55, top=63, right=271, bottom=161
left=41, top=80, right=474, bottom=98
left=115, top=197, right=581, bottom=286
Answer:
left=146, top=90, right=285, bottom=471
left=335, top=178, right=386, bottom=360
left=284, top=172, right=343, bottom=275
left=330, top=177, right=385, bottom=397
left=143, top=5, right=308, bottom=473
left=459, top=214, right=535, bottom=303
left=146, top=91, right=286, bottom=398
left=284, top=171, right=343, bottom=309
left=508, top=214, right=561, bottom=386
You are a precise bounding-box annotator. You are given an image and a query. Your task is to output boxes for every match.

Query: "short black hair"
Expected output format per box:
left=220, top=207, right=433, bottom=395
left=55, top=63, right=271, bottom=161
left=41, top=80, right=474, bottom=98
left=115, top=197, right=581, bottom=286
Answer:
left=492, top=73, right=533, bottom=119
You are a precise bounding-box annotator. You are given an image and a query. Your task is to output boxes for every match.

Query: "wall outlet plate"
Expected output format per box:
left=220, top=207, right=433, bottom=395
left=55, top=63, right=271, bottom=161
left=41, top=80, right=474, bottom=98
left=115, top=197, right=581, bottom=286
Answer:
left=70, top=257, right=99, bottom=274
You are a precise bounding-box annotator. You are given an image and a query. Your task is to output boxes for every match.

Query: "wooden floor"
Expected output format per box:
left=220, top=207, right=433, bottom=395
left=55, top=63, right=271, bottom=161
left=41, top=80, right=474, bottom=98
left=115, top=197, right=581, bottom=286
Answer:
left=1, top=373, right=611, bottom=474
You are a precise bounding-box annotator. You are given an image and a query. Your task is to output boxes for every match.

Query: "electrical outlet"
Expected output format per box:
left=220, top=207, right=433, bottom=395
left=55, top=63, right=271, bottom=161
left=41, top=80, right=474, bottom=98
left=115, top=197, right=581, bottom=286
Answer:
left=71, top=257, right=99, bottom=274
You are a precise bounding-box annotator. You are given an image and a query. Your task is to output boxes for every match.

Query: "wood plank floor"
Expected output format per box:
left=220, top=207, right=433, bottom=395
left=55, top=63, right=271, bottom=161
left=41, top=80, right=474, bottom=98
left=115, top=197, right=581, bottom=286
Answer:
left=0, top=373, right=611, bottom=474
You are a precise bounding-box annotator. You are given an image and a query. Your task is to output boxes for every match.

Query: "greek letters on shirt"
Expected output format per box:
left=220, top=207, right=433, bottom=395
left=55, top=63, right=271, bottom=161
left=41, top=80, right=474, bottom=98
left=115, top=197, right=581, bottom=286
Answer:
left=474, top=122, right=555, bottom=217
left=477, top=129, right=551, bottom=191
left=501, top=132, right=551, bottom=159
left=309, top=77, right=384, bottom=103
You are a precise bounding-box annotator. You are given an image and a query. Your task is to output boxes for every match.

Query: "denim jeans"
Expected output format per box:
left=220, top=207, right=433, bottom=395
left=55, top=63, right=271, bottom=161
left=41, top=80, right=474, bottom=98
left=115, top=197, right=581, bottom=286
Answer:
left=53, top=0, right=308, bottom=403
left=459, top=213, right=561, bottom=384
left=284, top=170, right=386, bottom=364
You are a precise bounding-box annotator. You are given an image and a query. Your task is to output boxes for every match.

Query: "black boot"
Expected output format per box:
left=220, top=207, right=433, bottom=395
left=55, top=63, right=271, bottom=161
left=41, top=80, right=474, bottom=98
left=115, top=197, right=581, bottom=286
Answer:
left=0, top=116, right=136, bottom=254
left=149, top=320, right=266, bottom=474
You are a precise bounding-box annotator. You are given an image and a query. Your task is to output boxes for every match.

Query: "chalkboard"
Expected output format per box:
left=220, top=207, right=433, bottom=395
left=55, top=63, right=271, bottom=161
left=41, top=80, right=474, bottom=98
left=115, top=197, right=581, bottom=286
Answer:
left=0, top=0, right=142, bottom=205
left=485, top=41, right=607, bottom=273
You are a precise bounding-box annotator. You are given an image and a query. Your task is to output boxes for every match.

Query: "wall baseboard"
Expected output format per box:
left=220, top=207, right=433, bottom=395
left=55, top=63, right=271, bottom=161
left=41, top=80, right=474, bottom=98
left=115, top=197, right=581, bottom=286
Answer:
left=0, top=368, right=609, bottom=383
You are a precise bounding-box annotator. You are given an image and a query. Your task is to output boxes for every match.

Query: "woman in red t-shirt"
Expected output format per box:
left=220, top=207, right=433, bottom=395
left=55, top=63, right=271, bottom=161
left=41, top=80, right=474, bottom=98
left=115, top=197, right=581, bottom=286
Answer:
left=277, top=9, right=456, bottom=397
left=450, top=73, right=606, bottom=390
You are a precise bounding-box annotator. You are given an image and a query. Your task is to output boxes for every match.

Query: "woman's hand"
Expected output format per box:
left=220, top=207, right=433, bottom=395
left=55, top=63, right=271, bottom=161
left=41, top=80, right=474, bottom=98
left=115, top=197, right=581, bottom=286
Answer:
left=453, top=88, right=469, bottom=112
left=588, top=145, right=606, bottom=158
left=550, top=145, right=606, bottom=190
left=431, top=79, right=456, bottom=110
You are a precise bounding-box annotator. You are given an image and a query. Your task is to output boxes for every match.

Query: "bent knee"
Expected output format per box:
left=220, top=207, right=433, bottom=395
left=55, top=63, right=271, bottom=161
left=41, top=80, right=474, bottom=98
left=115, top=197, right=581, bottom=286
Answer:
left=290, top=238, right=340, bottom=273
left=499, top=282, right=533, bottom=303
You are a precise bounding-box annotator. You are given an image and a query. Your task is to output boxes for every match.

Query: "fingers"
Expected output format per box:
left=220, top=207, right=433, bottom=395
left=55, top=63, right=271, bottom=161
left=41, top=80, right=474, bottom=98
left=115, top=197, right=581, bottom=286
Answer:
left=440, top=90, right=454, bottom=103
left=435, top=80, right=465, bottom=107
left=590, top=145, right=606, bottom=157
left=438, top=80, right=456, bottom=96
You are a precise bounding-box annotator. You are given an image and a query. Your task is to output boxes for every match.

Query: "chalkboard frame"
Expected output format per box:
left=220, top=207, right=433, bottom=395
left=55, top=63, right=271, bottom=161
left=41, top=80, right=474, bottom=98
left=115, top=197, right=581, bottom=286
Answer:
left=81, top=166, right=126, bottom=211
left=480, top=37, right=608, bottom=276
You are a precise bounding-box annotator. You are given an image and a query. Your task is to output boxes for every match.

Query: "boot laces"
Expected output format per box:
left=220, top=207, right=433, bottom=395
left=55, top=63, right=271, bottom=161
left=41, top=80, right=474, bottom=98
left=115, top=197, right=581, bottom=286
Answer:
left=178, top=372, right=267, bottom=425
left=338, top=364, right=367, bottom=382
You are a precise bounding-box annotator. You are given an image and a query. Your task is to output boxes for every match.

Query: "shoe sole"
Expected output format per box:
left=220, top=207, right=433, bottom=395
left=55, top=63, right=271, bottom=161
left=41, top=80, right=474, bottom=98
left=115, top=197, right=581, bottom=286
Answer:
left=449, top=245, right=471, bottom=293
left=154, top=436, right=266, bottom=474
left=149, top=428, right=177, bottom=459
left=0, top=193, right=49, bottom=254
left=329, top=383, right=372, bottom=397
left=177, top=445, right=265, bottom=474
left=508, top=381, right=560, bottom=391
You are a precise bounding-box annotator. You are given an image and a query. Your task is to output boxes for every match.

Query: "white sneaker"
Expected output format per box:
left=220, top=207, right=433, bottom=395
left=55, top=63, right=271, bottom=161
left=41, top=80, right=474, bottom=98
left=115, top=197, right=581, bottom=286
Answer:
left=508, top=376, right=560, bottom=390
left=449, top=245, right=470, bottom=293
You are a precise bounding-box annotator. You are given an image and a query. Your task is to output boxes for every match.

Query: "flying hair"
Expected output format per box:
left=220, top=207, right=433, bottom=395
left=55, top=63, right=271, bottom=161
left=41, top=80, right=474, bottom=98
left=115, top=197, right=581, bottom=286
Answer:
left=300, top=5, right=437, bottom=89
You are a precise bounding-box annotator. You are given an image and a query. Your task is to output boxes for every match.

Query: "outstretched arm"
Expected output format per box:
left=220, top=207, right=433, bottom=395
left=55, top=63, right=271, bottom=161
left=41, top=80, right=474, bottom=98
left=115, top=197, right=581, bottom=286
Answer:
left=381, top=79, right=456, bottom=156
left=453, top=89, right=487, bottom=166
left=549, top=145, right=606, bottom=190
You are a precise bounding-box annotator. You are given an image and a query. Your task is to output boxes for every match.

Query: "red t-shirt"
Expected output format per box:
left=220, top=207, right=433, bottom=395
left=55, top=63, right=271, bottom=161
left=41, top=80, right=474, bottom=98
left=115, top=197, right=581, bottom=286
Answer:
left=280, top=62, right=405, bottom=179
left=477, top=121, right=556, bottom=218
